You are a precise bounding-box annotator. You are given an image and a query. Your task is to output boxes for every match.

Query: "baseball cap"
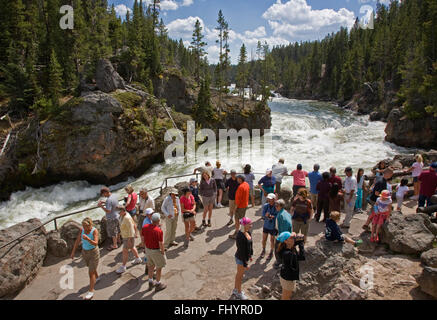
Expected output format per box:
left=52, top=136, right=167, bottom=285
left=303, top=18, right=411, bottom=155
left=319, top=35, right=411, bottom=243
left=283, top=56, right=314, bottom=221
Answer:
left=431, top=162, right=437, bottom=169
left=190, top=178, right=198, bottom=183
left=267, top=193, right=276, bottom=200
left=266, top=168, right=272, bottom=174
left=237, top=175, right=245, bottom=181
left=230, top=169, right=237, bottom=174
left=145, top=208, right=154, bottom=215
left=100, top=187, right=110, bottom=195
left=151, top=213, right=160, bottom=222
left=239, top=217, right=252, bottom=226
left=276, top=232, right=292, bottom=243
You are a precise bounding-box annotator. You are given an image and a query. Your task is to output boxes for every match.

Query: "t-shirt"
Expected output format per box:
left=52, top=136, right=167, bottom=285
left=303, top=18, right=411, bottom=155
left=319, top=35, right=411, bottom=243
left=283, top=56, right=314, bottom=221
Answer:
left=291, top=170, right=308, bottom=187
left=106, top=194, right=120, bottom=220
left=329, top=194, right=343, bottom=213
left=262, top=203, right=278, bottom=230
left=120, top=214, right=135, bottom=239
left=138, top=196, right=155, bottom=212
left=344, top=176, right=358, bottom=194
left=317, top=180, right=332, bottom=200
left=225, top=178, right=240, bottom=200
left=412, top=162, right=424, bottom=178
left=142, top=224, right=163, bottom=250
left=258, top=175, right=276, bottom=193
left=308, top=171, right=322, bottom=194
left=180, top=194, right=195, bottom=211
left=190, top=185, right=200, bottom=203
left=125, top=192, right=138, bottom=212
left=272, top=163, right=288, bottom=183
left=329, top=176, right=343, bottom=189
left=292, top=198, right=312, bottom=222
left=235, top=182, right=250, bottom=209
left=325, top=219, right=344, bottom=242
left=244, top=173, right=256, bottom=189
left=370, top=176, right=387, bottom=202
left=396, top=185, right=409, bottom=199
left=142, top=217, right=152, bottom=228
left=277, top=209, right=292, bottom=234
left=375, top=197, right=392, bottom=214
left=418, top=170, right=437, bottom=197
left=212, top=168, right=225, bottom=180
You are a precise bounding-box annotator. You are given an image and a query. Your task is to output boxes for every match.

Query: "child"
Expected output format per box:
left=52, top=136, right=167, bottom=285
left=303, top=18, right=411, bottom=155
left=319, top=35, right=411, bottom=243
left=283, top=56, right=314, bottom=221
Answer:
left=395, top=178, right=409, bottom=211
left=325, top=211, right=362, bottom=246
left=369, top=190, right=392, bottom=243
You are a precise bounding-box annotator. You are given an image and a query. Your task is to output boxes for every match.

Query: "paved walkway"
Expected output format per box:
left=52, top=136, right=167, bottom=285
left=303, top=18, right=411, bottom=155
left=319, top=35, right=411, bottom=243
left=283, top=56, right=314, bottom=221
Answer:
left=15, top=199, right=420, bottom=300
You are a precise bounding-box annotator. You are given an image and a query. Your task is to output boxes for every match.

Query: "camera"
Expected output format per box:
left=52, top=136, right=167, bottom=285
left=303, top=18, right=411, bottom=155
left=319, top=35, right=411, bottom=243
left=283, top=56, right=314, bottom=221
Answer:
left=294, top=234, right=305, bottom=244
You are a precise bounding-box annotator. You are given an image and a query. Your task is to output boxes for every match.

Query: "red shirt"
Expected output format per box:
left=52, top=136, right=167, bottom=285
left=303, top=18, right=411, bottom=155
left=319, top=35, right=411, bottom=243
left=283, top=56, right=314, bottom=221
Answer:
left=291, top=170, right=308, bottom=186
left=180, top=194, right=195, bottom=211
left=235, top=182, right=250, bottom=208
left=419, top=170, right=437, bottom=197
left=142, top=224, right=163, bottom=249
left=126, top=192, right=138, bottom=212
left=329, top=176, right=343, bottom=189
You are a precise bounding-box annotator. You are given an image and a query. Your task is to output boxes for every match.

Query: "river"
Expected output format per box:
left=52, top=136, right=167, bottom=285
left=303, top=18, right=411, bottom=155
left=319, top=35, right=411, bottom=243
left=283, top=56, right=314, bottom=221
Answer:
left=0, top=98, right=413, bottom=230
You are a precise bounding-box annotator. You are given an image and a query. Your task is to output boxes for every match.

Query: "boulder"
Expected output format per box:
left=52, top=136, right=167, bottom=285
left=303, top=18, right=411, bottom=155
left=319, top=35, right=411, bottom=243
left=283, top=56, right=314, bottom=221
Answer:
left=381, top=212, right=437, bottom=255
left=325, top=282, right=368, bottom=300
left=95, top=59, right=126, bottom=93
left=0, top=219, right=47, bottom=298
left=369, top=111, right=382, bottom=121
left=278, top=186, right=293, bottom=210
left=421, top=248, right=437, bottom=268
left=60, top=220, right=82, bottom=252
left=46, top=230, right=68, bottom=257
left=417, top=266, right=437, bottom=299
left=93, top=217, right=107, bottom=246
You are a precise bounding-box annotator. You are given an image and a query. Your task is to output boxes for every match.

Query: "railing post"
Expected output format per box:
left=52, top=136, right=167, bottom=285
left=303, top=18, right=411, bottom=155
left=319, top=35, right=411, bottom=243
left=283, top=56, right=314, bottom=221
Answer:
left=54, top=219, right=58, bottom=231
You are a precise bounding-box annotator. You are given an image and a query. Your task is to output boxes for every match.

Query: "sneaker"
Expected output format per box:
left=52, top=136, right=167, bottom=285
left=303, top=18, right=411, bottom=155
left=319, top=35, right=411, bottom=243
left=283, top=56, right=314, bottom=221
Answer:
left=227, top=219, right=234, bottom=226
left=207, top=221, right=212, bottom=227
left=155, top=282, right=167, bottom=292
left=217, top=203, right=224, bottom=208
left=193, top=226, right=202, bottom=232
left=84, top=291, right=94, bottom=300
left=132, top=258, right=143, bottom=265
left=267, top=251, right=273, bottom=260
left=231, top=288, right=238, bottom=297
left=148, top=280, right=155, bottom=290
left=354, top=239, right=363, bottom=247
left=202, top=220, right=207, bottom=227
left=116, top=265, right=127, bottom=274
left=237, top=291, right=249, bottom=300
left=260, top=248, right=266, bottom=258
left=183, top=239, right=189, bottom=247
left=170, top=241, right=179, bottom=246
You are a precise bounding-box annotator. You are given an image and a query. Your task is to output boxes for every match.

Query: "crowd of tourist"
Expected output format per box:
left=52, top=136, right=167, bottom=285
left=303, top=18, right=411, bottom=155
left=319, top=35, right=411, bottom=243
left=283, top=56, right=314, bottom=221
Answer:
left=71, top=157, right=437, bottom=300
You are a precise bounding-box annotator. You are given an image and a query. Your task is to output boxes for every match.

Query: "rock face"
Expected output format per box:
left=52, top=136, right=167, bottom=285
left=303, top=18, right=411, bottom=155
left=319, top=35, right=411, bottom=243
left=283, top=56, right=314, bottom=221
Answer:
left=0, top=219, right=47, bottom=298
left=421, top=248, right=437, bottom=268
left=60, top=220, right=82, bottom=253
left=417, top=266, right=437, bottom=299
left=46, top=230, right=69, bottom=257
left=96, top=59, right=126, bottom=93
left=385, top=108, right=437, bottom=149
left=382, top=212, right=437, bottom=255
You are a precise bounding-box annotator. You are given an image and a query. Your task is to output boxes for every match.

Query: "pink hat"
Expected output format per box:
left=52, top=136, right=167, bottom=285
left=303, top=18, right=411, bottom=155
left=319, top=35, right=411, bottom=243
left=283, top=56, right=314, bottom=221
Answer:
left=380, top=190, right=391, bottom=199
left=240, top=217, right=252, bottom=226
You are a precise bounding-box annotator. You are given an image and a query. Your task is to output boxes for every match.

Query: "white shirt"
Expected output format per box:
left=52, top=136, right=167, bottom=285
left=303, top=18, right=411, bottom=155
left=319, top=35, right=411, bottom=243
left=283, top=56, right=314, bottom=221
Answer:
left=412, top=162, right=423, bottom=177
left=138, top=196, right=155, bottom=212
left=344, top=176, right=358, bottom=194
left=272, top=163, right=288, bottom=183
left=212, top=168, right=225, bottom=180
left=396, top=185, right=409, bottom=199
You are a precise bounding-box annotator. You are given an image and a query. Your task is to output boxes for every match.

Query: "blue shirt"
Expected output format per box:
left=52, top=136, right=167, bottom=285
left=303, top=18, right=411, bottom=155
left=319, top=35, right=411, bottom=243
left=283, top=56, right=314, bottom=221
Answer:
left=262, top=203, right=278, bottom=230
left=142, top=217, right=152, bottom=228
left=277, top=209, right=292, bottom=234
left=244, top=173, right=256, bottom=189
left=81, top=227, right=96, bottom=251
left=325, top=219, right=344, bottom=242
left=308, top=171, right=322, bottom=194
left=258, top=175, right=276, bottom=193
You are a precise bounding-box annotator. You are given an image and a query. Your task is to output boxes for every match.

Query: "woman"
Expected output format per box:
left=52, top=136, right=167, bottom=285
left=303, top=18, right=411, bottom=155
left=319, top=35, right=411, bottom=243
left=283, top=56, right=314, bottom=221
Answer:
left=405, top=154, right=423, bottom=200
left=316, top=172, right=332, bottom=222
left=70, top=217, right=100, bottom=300
left=199, top=171, right=217, bottom=227
left=125, top=185, right=139, bottom=236
left=355, top=168, right=365, bottom=212
left=290, top=164, right=308, bottom=198
left=180, top=187, right=197, bottom=247
left=276, top=231, right=305, bottom=300
left=116, top=206, right=142, bottom=274
left=212, top=161, right=227, bottom=208
left=232, top=217, right=253, bottom=300
left=290, top=188, right=313, bottom=242
left=243, top=164, right=256, bottom=207
left=373, top=161, right=387, bottom=177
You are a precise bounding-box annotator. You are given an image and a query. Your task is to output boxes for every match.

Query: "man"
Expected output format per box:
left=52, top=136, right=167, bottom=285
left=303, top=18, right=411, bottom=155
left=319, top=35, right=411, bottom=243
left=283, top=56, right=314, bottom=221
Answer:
left=161, top=188, right=181, bottom=250
left=98, top=187, right=120, bottom=251
left=329, top=167, right=343, bottom=189
left=258, top=169, right=276, bottom=206
left=290, top=164, right=308, bottom=197
left=362, top=168, right=393, bottom=231
left=229, top=175, right=250, bottom=239
left=193, top=161, right=213, bottom=177
left=225, top=169, right=240, bottom=226
left=142, top=213, right=167, bottom=292
left=417, top=162, right=437, bottom=209
left=341, top=167, right=358, bottom=229
left=137, top=187, right=155, bottom=247
left=261, top=193, right=278, bottom=260
left=272, top=158, right=288, bottom=194
left=308, top=164, right=322, bottom=212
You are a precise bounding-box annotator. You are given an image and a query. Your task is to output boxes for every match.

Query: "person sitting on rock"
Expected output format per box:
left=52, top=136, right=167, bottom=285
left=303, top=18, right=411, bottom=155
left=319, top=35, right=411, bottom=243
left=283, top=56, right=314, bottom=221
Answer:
left=276, top=231, right=305, bottom=300
left=325, top=211, right=363, bottom=247
left=70, top=217, right=100, bottom=300
left=369, top=190, right=393, bottom=243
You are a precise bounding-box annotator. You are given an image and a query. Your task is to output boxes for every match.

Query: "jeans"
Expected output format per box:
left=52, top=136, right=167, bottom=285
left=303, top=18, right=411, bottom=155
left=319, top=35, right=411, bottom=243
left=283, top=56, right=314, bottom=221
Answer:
left=418, top=195, right=432, bottom=208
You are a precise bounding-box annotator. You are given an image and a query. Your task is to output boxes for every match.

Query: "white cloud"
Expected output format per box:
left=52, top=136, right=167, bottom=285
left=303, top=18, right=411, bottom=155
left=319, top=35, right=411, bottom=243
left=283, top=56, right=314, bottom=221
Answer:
left=181, top=0, right=194, bottom=6
left=262, top=0, right=355, bottom=41
left=167, top=16, right=205, bottom=39
left=144, top=0, right=179, bottom=11
left=114, top=4, right=132, bottom=18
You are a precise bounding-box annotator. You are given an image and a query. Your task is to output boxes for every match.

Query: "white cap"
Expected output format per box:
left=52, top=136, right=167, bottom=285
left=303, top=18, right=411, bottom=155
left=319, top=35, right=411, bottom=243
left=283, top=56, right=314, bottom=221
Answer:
left=151, top=213, right=160, bottom=222
left=145, top=208, right=154, bottom=215
left=266, top=168, right=272, bottom=174
left=267, top=193, right=276, bottom=200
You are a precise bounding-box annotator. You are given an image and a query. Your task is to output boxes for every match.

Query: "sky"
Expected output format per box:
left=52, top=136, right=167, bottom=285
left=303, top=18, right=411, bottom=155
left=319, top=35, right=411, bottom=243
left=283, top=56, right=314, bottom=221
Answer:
left=108, top=0, right=392, bottom=64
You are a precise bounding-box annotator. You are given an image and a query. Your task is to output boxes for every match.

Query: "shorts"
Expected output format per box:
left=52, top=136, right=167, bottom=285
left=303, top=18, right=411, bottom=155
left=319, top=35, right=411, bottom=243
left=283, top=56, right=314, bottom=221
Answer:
left=280, top=277, right=296, bottom=291
left=201, top=195, right=215, bottom=207
left=370, top=211, right=388, bottom=226
left=183, top=213, right=195, bottom=222
left=249, top=188, right=254, bottom=197
left=106, top=218, right=120, bottom=238
left=145, top=248, right=166, bottom=269
left=127, top=207, right=137, bottom=217
left=413, top=177, right=419, bottom=183
left=235, top=207, right=247, bottom=220
left=263, top=228, right=278, bottom=236
left=292, top=219, right=309, bottom=237
left=235, top=257, right=245, bottom=266
left=82, top=248, right=100, bottom=273
left=215, top=179, right=225, bottom=190
left=229, top=200, right=236, bottom=214
left=123, top=237, right=135, bottom=250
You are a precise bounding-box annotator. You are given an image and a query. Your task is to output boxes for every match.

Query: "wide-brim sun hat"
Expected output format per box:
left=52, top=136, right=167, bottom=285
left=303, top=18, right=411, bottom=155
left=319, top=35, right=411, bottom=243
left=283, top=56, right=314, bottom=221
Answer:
left=380, top=190, right=391, bottom=199
left=276, top=231, right=292, bottom=243
left=169, top=188, right=178, bottom=195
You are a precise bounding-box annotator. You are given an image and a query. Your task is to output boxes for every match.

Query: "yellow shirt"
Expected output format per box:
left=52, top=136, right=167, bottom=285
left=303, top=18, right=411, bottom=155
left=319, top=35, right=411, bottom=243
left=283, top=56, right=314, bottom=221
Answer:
left=120, top=214, right=135, bottom=239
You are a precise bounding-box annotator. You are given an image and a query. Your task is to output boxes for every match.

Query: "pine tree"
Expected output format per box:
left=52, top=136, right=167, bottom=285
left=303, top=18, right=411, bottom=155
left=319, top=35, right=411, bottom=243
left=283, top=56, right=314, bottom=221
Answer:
left=236, top=44, right=248, bottom=106
left=47, top=49, right=63, bottom=107
left=190, top=19, right=207, bottom=83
